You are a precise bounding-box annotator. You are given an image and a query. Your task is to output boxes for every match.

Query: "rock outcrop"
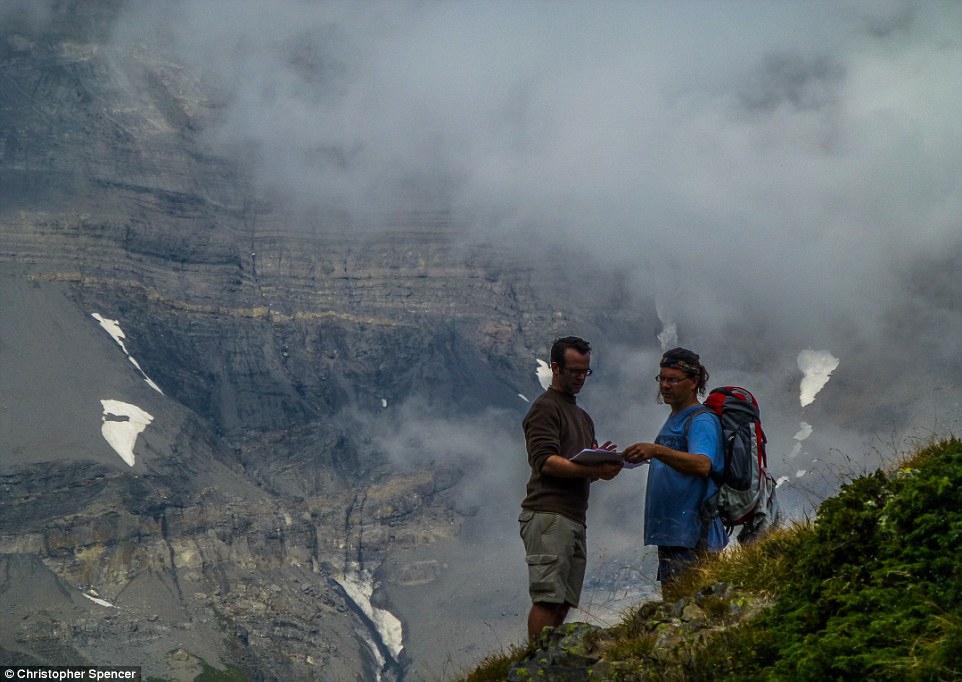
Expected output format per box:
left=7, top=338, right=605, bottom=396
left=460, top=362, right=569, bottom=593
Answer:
left=507, top=583, right=773, bottom=681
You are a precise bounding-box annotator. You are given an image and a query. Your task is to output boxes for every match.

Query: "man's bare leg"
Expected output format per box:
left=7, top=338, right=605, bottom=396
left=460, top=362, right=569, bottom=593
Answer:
left=527, top=602, right=570, bottom=640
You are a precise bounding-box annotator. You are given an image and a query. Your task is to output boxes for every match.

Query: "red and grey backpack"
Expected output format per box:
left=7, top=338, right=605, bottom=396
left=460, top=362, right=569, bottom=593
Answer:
left=694, top=386, right=780, bottom=543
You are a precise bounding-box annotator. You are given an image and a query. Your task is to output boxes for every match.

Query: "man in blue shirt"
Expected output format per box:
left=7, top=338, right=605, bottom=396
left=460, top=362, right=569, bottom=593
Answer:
left=623, top=348, right=727, bottom=585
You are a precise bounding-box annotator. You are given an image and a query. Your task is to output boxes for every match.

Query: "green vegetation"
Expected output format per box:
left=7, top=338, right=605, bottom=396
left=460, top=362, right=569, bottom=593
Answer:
left=457, top=641, right=535, bottom=682
left=457, top=437, right=962, bottom=681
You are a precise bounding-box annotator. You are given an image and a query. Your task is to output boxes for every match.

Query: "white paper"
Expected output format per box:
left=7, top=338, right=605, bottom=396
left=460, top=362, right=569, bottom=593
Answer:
left=570, top=448, right=624, bottom=465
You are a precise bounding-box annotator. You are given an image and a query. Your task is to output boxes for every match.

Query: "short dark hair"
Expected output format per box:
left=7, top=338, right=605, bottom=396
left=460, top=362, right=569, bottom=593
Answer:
left=551, top=336, right=591, bottom=369
left=660, top=347, right=709, bottom=396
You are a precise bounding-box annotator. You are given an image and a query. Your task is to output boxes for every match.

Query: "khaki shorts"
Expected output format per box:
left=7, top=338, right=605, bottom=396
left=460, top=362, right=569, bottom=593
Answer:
left=519, top=510, right=587, bottom=607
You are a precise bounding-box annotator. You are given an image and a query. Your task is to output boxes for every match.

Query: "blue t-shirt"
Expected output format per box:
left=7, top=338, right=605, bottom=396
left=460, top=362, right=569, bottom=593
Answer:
left=643, top=405, right=728, bottom=551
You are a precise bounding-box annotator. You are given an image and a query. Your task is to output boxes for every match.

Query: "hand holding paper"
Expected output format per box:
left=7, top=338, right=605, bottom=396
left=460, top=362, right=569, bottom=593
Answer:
left=570, top=443, right=650, bottom=469
left=570, top=448, right=624, bottom=465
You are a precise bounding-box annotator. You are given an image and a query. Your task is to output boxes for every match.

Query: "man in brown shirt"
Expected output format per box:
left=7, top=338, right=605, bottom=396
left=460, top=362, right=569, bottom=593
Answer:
left=519, top=336, right=622, bottom=639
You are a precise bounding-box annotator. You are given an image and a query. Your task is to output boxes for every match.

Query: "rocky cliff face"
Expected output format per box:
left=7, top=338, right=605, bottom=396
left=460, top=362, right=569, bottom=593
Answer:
left=0, top=3, right=647, bottom=679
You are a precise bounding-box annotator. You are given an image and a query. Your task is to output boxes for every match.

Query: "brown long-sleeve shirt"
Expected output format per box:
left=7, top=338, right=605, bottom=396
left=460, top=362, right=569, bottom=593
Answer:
left=520, top=387, right=596, bottom=525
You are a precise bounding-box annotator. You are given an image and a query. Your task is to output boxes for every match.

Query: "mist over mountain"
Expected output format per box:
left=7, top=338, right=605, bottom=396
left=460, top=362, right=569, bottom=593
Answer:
left=1, top=1, right=959, bottom=680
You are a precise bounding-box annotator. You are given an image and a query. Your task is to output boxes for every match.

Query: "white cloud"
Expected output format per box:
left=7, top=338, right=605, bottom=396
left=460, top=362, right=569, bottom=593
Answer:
left=108, top=2, right=961, bottom=372
left=102, top=0, right=961, bottom=549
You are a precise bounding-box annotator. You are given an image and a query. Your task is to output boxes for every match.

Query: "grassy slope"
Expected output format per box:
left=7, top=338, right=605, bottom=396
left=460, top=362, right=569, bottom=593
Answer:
left=458, top=437, right=962, bottom=681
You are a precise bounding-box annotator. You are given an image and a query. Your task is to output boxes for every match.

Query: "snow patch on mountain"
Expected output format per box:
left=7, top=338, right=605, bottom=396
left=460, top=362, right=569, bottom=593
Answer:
left=335, top=566, right=404, bottom=672
left=100, top=399, right=153, bottom=466
left=92, top=313, right=164, bottom=394
left=798, top=349, right=839, bottom=407
left=536, top=359, right=552, bottom=390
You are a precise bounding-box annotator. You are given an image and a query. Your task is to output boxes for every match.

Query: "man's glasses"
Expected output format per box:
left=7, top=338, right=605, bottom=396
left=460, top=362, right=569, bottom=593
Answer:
left=564, top=367, right=593, bottom=377
left=655, top=374, right=690, bottom=385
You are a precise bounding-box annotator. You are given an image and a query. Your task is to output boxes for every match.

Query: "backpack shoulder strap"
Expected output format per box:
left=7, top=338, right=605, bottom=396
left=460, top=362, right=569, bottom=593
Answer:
left=682, top=406, right=713, bottom=446
left=683, top=405, right=725, bottom=489
left=683, top=406, right=720, bottom=542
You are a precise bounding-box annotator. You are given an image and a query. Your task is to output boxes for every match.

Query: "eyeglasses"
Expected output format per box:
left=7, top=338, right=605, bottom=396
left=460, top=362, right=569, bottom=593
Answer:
left=564, top=367, right=593, bottom=377
left=655, top=374, right=691, bottom=385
